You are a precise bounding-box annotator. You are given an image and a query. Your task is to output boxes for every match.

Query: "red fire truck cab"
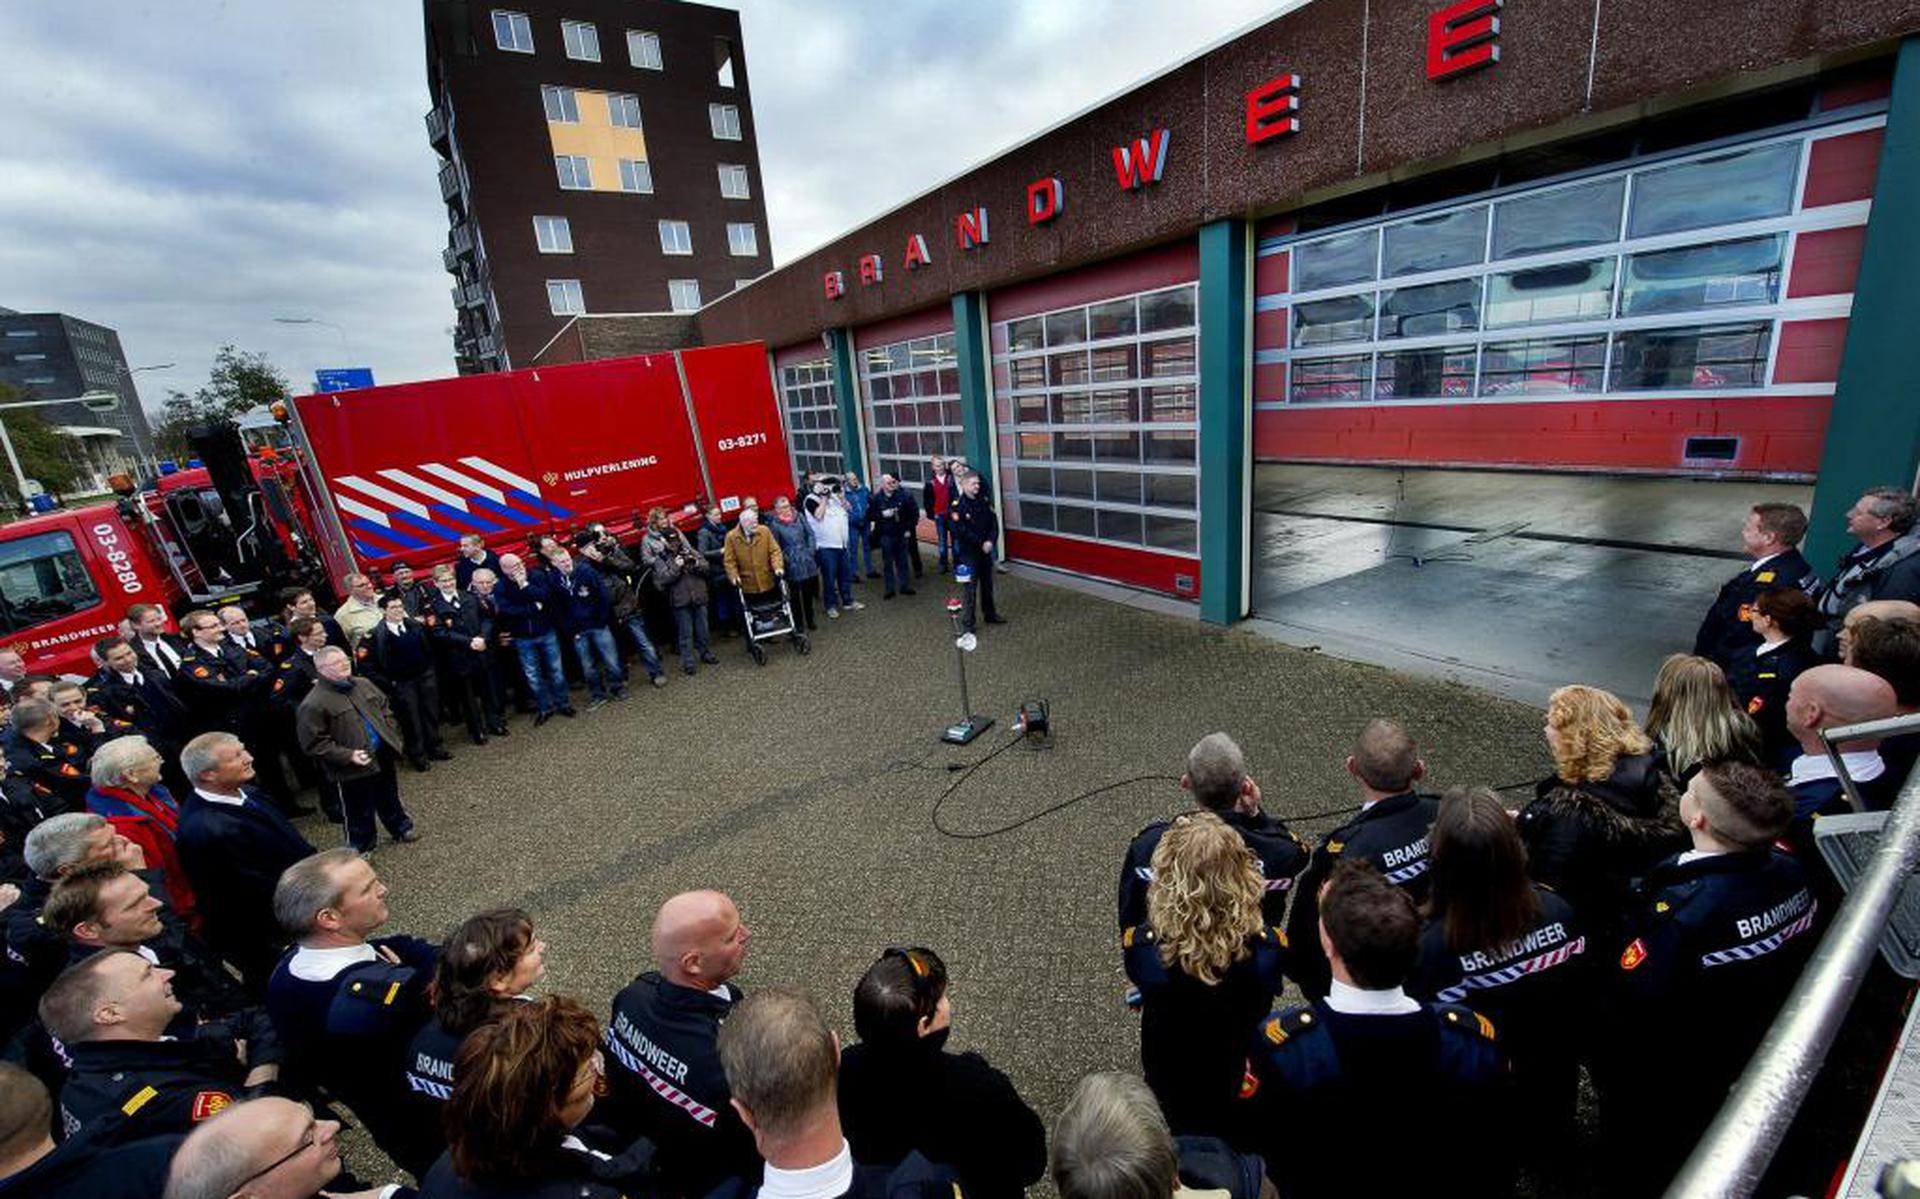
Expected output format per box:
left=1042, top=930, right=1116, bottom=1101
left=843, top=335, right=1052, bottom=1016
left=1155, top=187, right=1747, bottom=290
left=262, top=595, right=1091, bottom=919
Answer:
left=0, top=342, right=792, bottom=678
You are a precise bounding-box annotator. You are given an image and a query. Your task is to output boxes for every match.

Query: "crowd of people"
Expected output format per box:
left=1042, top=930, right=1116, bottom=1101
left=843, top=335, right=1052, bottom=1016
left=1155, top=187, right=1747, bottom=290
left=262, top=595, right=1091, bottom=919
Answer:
left=0, top=483, right=1914, bottom=1199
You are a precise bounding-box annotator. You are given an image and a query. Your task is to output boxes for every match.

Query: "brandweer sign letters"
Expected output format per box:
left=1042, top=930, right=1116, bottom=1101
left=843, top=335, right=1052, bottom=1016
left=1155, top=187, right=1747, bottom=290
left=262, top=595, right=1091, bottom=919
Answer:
left=821, top=0, right=1503, bottom=299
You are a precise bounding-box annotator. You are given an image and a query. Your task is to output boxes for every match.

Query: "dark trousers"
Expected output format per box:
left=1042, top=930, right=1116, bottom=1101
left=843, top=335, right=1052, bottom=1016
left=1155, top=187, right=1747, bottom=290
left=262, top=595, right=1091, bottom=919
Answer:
left=935, top=514, right=955, bottom=568
left=239, top=710, right=299, bottom=805
left=387, top=674, right=443, bottom=764
left=339, top=756, right=412, bottom=851
left=791, top=576, right=820, bottom=630
left=880, top=538, right=912, bottom=594
left=910, top=530, right=926, bottom=576
left=960, top=552, right=999, bottom=630
left=445, top=661, right=502, bottom=740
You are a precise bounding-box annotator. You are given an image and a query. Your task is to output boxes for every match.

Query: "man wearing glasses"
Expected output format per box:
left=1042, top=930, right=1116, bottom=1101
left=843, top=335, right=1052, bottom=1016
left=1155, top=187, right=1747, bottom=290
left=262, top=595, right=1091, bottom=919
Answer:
left=165, top=1095, right=405, bottom=1198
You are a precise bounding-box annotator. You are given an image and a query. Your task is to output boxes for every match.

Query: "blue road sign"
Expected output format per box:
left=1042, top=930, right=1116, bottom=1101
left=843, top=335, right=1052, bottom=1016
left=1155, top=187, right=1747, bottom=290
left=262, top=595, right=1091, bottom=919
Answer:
left=315, top=367, right=376, bottom=393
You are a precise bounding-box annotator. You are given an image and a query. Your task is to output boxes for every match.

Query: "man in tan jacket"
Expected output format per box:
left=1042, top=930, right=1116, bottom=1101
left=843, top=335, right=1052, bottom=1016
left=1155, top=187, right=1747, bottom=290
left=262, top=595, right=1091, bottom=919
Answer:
left=723, top=507, right=786, bottom=598
left=295, top=646, right=418, bottom=853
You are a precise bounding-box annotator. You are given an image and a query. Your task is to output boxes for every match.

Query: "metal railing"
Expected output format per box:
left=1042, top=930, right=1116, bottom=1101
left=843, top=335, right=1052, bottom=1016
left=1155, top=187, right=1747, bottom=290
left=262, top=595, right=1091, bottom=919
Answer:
left=1666, top=711, right=1920, bottom=1197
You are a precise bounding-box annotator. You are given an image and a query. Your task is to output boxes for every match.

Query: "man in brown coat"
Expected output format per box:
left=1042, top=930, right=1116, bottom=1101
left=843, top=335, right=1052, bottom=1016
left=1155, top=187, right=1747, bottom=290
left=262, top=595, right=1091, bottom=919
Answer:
left=295, top=646, right=418, bottom=853
left=723, top=507, right=787, bottom=597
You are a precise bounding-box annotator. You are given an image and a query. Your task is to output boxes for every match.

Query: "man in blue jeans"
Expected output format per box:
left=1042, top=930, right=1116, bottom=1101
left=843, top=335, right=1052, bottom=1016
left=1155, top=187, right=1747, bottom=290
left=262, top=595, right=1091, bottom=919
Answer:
left=843, top=472, right=876, bottom=580
left=495, top=552, right=574, bottom=725
left=549, top=547, right=627, bottom=708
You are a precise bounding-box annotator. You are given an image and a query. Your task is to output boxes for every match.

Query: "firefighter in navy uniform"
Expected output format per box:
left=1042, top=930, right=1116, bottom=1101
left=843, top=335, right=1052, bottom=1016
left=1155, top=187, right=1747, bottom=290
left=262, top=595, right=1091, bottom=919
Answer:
left=948, top=470, right=1004, bottom=631
left=265, top=849, right=441, bottom=1178
left=427, top=564, right=508, bottom=745
left=272, top=618, right=340, bottom=821
left=1, top=698, right=92, bottom=813
left=602, top=890, right=760, bottom=1195
left=1120, top=733, right=1308, bottom=930
left=359, top=593, right=452, bottom=772
left=1242, top=861, right=1510, bottom=1199
left=1598, top=761, right=1817, bottom=1193
left=40, top=948, right=278, bottom=1145
left=0, top=1062, right=181, bottom=1199
left=87, top=636, right=192, bottom=796
left=1284, top=719, right=1440, bottom=999
left=173, top=608, right=271, bottom=738
left=1693, top=502, right=1818, bottom=675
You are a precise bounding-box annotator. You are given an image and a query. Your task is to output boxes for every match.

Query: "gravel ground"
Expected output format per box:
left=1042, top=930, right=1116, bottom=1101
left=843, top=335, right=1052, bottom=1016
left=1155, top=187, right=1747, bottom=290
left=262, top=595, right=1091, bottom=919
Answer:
left=309, top=571, right=1554, bottom=1190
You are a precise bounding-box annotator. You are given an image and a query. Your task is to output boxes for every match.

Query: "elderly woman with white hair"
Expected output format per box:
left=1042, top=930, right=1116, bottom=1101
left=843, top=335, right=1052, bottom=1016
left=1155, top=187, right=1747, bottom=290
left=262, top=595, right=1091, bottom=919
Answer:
left=83, top=733, right=198, bottom=933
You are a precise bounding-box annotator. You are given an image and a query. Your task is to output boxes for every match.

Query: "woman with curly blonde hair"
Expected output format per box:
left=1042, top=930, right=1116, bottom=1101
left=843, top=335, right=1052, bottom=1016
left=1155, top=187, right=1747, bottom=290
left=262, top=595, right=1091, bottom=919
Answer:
left=1122, top=811, right=1285, bottom=1139
left=1517, top=685, right=1686, bottom=931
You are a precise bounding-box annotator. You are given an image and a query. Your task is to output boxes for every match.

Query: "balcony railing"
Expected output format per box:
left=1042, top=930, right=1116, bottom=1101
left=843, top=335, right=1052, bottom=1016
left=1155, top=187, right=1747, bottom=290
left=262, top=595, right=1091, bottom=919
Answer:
left=450, top=223, right=474, bottom=255
left=425, top=106, right=449, bottom=147
left=438, top=162, right=462, bottom=203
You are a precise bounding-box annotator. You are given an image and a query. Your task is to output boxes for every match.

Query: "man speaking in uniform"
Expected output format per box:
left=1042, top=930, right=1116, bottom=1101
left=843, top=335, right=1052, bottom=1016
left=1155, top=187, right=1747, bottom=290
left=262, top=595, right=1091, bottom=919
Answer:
left=602, top=889, right=760, bottom=1195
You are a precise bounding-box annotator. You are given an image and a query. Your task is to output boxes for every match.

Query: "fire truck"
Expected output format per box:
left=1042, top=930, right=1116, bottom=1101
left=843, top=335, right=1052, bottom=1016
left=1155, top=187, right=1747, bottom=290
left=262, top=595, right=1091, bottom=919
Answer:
left=0, top=342, right=794, bottom=678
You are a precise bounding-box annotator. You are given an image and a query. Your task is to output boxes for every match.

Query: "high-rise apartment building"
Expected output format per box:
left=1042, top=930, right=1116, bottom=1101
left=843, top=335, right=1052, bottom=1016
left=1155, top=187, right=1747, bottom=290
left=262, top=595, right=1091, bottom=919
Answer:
left=0, top=309, right=158, bottom=486
left=423, top=0, right=773, bottom=372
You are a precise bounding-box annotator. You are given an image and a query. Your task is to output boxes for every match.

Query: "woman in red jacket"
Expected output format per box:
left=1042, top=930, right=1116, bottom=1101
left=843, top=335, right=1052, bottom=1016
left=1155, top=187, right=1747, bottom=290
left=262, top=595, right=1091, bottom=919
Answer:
left=84, top=734, right=200, bottom=933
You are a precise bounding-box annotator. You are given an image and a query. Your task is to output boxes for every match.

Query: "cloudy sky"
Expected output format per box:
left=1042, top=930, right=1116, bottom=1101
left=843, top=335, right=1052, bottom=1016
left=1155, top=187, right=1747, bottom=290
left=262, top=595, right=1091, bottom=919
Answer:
left=0, top=1, right=1284, bottom=413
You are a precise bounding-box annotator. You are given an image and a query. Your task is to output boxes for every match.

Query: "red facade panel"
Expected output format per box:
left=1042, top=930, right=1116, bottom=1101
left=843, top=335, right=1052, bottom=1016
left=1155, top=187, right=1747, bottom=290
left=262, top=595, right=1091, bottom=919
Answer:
left=989, top=241, right=1199, bottom=323
left=1773, top=318, right=1850, bottom=384
left=1253, top=362, right=1288, bottom=404
left=1253, top=251, right=1289, bottom=296
left=1006, top=528, right=1200, bottom=598
left=1787, top=226, right=1868, bottom=297
left=1254, top=396, right=1832, bottom=475
left=1253, top=308, right=1289, bottom=351
left=1802, top=128, right=1884, bottom=208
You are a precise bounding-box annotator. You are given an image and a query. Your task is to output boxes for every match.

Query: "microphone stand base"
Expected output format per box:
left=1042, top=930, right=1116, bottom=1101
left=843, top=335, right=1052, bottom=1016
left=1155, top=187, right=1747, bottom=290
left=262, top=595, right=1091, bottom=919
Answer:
left=940, top=716, right=995, bottom=745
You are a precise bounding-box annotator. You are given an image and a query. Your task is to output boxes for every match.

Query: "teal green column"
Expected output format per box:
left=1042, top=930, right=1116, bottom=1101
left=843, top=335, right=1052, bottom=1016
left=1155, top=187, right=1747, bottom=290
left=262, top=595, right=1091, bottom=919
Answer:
left=824, top=328, right=865, bottom=479
left=1806, top=35, right=1920, bottom=570
left=950, top=292, right=999, bottom=514
left=1197, top=219, right=1251, bottom=625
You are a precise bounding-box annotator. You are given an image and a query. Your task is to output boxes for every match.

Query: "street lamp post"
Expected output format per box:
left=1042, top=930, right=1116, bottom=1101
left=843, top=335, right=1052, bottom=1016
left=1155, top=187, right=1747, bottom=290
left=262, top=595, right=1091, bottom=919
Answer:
left=0, top=390, right=120, bottom=505
left=272, top=316, right=355, bottom=362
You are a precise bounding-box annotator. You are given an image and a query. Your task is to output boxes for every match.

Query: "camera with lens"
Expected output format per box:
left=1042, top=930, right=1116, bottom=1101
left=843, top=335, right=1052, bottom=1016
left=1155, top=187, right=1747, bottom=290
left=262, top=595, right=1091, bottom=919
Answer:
left=805, top=472, right=844, bottom=496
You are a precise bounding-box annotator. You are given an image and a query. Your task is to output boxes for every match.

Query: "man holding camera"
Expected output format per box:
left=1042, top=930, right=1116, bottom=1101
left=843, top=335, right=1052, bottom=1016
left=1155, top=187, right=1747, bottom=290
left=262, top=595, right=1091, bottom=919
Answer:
left=641, top=507, right=721, bottom=676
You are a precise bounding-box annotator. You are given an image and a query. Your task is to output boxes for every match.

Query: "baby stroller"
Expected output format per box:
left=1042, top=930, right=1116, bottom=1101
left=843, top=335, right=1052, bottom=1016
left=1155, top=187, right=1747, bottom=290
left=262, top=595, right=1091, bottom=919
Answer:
left=738, top=576, right=810, bottom=665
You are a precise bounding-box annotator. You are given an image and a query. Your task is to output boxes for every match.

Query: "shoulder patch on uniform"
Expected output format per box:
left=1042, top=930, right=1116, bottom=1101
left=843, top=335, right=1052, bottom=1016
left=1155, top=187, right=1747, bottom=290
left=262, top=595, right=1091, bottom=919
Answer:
left=1755, top=571, right=1776, bottom=583
left=1267, top=925, right=1289, bottom=948
left=122, top=1084, right=159, bottom=1116
left=191, top=666, right=210, bottom=678
left=1620, top=938, right=1648, bottom=971
left=1748, top=696, right=1765, bottom=713
left=1654, top=901, right=1670, bottom=914
left=1325, top=840, right=1345, bottom=855
left=190, top=1090, right=234, bottom=1121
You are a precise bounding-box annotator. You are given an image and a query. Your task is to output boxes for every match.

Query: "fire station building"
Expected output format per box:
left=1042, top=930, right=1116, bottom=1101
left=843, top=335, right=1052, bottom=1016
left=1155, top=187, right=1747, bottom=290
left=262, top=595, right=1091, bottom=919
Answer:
left=534, top=0, right=1920, bottom=627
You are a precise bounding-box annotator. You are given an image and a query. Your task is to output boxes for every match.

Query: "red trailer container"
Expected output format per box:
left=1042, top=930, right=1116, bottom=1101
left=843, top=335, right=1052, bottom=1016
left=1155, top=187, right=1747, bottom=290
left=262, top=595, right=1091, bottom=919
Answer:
left=289, top=342, right=792, bottom=582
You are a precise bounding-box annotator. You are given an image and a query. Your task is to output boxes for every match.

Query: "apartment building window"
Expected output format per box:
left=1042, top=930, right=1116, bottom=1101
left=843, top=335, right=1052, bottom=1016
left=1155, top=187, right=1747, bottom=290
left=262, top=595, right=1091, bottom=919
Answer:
left=659, top=220, right=693, bottom=255
left=619, top=159, right=653, bottom=194
left=628, top=30, right=662, bottom=69
left=532, top=215, right=573, bottom=254
left=608, top=93, right=643, bottom=130
left=668, top=280, right=702, bottom=312
left=3, top=330, right=36, bottom=339
left=991, top=283, right=1202, bottom=555
left=541, top=85, right=579, bottom=124
left=561, top=19, right=600, bottom=62
left=726, top=223, right=758, bottom=257
left=714, top=37, right=736, bottom=88
left=546, top=280, right=585, bottom=316
left=14, top=353, right=46, bottom=361
left=718, top=164, right=750, bottom=199
left=709, top=103, right=742, bottom=140
left=492, top=10, right=533, bottom=52
left=779, top=358, right=843, bottom=478
left=555, top=155, right=591, bottom=190
left=861, top=333, right=966, bottom=489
